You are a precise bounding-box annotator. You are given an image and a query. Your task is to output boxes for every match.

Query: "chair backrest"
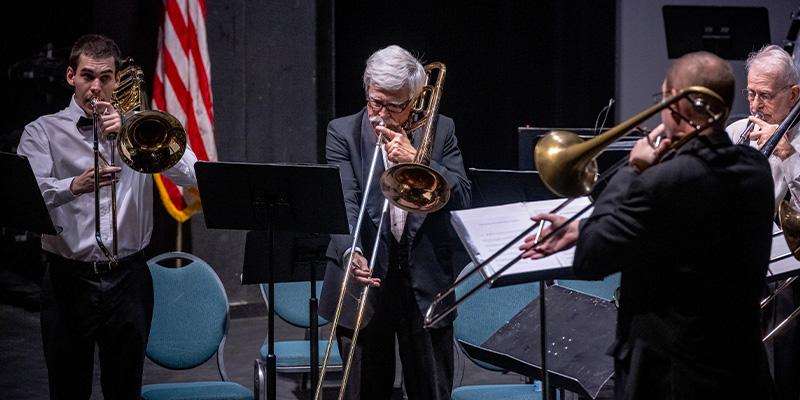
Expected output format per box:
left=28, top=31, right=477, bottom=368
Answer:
left=454, top=263, right=540, bottom=371
left=260, top=281, right=329, bottom=328
left=146, top=252, right=230, bottom=370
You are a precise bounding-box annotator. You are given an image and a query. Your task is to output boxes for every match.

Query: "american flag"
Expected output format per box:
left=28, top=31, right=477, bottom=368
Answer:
left=152, top=0, right=216, bottom=222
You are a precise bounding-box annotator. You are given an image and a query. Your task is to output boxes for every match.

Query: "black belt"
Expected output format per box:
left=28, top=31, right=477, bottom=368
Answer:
left=47, top=250, right=145, bottom=276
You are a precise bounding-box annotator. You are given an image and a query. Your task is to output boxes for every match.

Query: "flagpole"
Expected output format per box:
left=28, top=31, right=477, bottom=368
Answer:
left=176, top=221, right=183, bottom=267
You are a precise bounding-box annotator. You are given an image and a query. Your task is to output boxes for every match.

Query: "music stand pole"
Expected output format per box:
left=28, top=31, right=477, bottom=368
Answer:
left=532, top=220, right=550, bottom=400
left=265, top=207, right=278, bottom=400
left=310, top=256, right=319, bottom=394
left=540, top=280, right=549, bottom=400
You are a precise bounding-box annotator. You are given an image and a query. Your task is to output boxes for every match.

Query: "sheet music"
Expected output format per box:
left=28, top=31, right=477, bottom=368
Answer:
left=451, top=197, right=593, bottom=282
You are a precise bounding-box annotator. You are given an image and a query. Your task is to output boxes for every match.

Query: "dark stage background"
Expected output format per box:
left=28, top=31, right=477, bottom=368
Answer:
left=1, top=1, right=615, bottom=306
left=332, top=2, right=616, bottom=170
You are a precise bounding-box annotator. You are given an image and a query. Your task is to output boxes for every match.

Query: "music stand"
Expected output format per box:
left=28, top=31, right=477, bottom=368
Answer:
left=468, top=168, right=557, bottom=208
left=662, top=5, right=770, bottom=60
left=195, top=161, right=348, bottom=400
left=767, top=224, right=800, bottom=283
left=0, top=152, right=56, bottom=235
left=463, top=168, right=579, bottom=400
left=460, top=285, right=616, bottom=399
left=242, top=230, right=328, bottom=284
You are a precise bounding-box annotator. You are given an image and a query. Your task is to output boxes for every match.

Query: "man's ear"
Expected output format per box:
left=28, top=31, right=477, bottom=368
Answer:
left=66, top=67, right=76, bottom=87
left=789, top=85, right=800, bottom=105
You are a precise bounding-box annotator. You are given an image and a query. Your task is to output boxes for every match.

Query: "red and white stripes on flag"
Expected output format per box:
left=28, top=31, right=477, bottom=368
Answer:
left=152, top=0, right=216, bottom=222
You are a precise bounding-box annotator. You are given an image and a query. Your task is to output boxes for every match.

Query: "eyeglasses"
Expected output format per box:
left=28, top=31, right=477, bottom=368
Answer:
left=366, top=97, right=413, bottom=113
left=742, top=85, right=792, bottom=103
left=651, top=87, right=678, bottom=104
left=651, top=91, right=669, bottom=105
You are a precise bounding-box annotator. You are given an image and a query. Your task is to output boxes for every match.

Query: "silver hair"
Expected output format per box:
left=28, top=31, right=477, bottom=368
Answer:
left=745, top=44, right=800, bottom=87
left=363, top=45, right=426, bottom=99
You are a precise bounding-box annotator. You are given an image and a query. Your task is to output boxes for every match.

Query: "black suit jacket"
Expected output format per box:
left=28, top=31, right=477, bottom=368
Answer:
left=319, top=109, right=471, bottom=329
left=574, top=130, right=775, bottom=399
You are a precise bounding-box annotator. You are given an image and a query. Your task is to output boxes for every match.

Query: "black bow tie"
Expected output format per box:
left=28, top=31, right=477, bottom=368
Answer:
left=77, top=117, right=93, bottom=129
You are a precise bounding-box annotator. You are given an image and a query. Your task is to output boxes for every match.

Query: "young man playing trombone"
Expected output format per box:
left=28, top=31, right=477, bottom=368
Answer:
left=320, top=45, right=470, bottom=400
left=520, top=51, right=775, bottom=399
left=17, top=34, right=197, bottom=399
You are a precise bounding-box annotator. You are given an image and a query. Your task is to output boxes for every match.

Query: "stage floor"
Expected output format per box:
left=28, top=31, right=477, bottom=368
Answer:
left=0, top=302, right=525, bottom=399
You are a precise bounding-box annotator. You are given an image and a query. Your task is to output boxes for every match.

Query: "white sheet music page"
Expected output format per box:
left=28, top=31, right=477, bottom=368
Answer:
left=451, top=197, right=593, bottom=281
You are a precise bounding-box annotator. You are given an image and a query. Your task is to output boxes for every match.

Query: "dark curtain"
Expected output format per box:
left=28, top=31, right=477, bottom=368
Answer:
left=332, top=1, right=616, bottom=170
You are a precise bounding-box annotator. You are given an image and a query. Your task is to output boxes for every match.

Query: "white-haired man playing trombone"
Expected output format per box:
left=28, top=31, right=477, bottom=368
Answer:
left=320, top=45, right=470, bottom=400
left=727, top=44, right=800, bottom=400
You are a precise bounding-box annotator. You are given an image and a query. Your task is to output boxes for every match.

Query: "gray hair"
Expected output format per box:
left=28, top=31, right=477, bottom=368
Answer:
left=363, top=45, right=426, bottom=99
left=745, top=44, right=799, bottom=87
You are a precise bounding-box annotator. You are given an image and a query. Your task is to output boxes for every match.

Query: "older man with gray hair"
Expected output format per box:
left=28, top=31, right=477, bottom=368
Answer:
left=727, top=44, right=800, bottom=210
left=726, top=44, right=800, bottom=400
left=320, top=45, right=470, bottom=399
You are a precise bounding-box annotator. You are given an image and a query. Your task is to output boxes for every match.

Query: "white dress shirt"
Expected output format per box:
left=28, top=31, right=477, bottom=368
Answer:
left=726, top=118, right=800, bottom=211
left=17, top=96, right=198, bottom=261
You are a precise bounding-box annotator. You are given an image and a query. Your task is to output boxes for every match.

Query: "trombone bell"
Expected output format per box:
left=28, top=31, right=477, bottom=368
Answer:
left=381, top=163, right=450, bottom=213
left=118, top=110, right=186, bottom=173
left=779, top=199, right=800, bottom=259
left=535, top=131, right=598, bottom=198
left=114, top=58, right=187, bottom=175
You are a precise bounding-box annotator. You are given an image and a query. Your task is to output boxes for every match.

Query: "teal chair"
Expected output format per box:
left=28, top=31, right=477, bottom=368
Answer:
left=451, top=263, right=542, bottom=400
left=254, top=281, right=342, bottom=399
left=141, top=252, right=253, bottom=400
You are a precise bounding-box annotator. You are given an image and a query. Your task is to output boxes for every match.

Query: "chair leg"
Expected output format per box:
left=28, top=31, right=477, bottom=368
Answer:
left=254, top=359, right=265, bottom=400
left=301, top=372, right=308, bottom=391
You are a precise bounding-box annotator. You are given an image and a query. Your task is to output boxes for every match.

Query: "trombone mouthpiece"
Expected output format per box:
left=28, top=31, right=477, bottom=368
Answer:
left=369, top=116, right=386, bottom=128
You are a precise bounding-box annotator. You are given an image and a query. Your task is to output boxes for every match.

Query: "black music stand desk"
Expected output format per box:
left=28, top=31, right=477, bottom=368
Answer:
left=468, top=168, right=556, bottom=208
left=0, top=152, right=56, bottom=235
left=460, top=284, right=616, bottom=399
left=195, top=161, right=348, bottom=400
left=662, top=5, right=770, bottom=60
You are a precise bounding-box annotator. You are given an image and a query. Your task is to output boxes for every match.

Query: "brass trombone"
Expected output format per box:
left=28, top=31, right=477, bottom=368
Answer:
left=91, top=58, right=187, bottom=263
left=314, top=63, right=450, bottom=400
left=114, top=59, right=186, bottom=173
left=381, top=62, right=450, bottom=213
left=423, top=86, right=728, bottom=329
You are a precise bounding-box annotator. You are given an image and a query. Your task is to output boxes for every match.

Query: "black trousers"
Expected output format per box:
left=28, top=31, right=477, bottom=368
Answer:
left=40, top=252, right=153, bottom=400
left=336, top=241, right=454, bottom=400
left=612, top=339, right=774, bottom=400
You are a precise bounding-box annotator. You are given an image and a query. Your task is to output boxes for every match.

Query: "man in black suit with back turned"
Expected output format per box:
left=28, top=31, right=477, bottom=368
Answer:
left=520, top=51, right=776, bottom=399
left=320, top=45, right=470, bottom=400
